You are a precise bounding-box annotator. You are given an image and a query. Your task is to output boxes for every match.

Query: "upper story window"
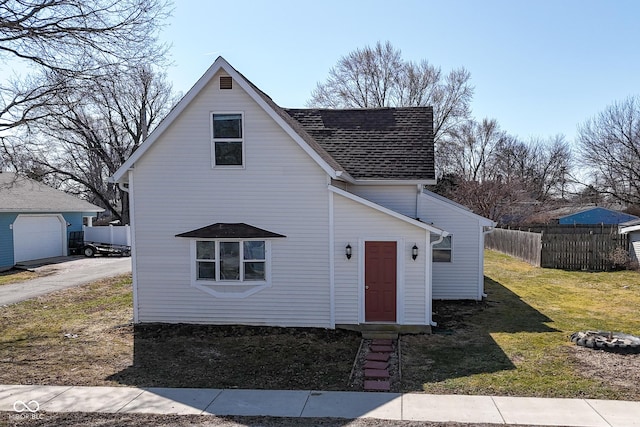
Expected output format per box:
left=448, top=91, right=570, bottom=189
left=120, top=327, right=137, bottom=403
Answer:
left=212, top=113, right=244, bottom=167
left=433, top=235, right=452, bottom=263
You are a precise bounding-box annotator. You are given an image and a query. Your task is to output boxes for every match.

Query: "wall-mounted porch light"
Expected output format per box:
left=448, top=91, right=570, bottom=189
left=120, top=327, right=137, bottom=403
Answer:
left=345, top=243, right=352, bottom=260
left=412, top=244, right=418, bottom=261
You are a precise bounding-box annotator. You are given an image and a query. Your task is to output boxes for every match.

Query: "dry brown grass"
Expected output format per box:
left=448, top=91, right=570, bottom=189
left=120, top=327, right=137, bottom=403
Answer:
left=0, top=268, right=40, bottom=286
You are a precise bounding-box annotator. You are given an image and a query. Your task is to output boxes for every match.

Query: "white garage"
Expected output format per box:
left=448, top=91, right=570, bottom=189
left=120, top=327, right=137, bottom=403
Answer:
left=13, top=214, right=66, bottom=263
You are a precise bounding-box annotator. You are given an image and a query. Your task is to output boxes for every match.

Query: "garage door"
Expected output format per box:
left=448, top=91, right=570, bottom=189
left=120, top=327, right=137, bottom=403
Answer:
left=14, top=215, right=65, bottom=263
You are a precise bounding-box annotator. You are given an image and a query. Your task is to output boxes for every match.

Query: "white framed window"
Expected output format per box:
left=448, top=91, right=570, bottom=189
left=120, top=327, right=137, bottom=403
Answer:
left=432, top=235, right=452, bottom=263
left=194, top=239, right=268, bottom=282
left=211, top=112, right=244, bottom=167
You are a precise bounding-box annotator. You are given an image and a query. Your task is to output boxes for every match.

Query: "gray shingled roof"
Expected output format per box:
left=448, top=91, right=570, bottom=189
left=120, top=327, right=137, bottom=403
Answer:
left=285, top=108, right=435, bottom=180
left=0, top=172, right=104, bottom=213
left=236, top=71, right=349, bottom=177
left=176, top=223, right=286, bottom=239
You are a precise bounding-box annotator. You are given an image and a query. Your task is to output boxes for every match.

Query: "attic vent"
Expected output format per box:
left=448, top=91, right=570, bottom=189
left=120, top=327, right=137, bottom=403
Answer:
left=220, top=76, right=233, bottom=89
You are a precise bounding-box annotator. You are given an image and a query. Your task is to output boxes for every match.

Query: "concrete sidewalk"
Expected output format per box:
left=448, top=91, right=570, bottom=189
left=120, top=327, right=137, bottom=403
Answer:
left=1, top=385, right=639, bottom=426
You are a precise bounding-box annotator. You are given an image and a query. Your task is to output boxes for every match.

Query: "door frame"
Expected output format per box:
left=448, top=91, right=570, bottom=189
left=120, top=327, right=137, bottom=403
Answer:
left=358, top=237, right=405, bottom=324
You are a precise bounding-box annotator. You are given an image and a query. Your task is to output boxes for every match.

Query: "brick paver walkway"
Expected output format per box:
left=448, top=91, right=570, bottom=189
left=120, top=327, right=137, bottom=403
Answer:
left=363, top=338, right=395, bottom=391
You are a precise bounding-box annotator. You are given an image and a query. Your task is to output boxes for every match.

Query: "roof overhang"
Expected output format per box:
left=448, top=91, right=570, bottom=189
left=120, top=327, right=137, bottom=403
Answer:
left=0, top=208, right=103, bottom=213
left=352, top=179, right=437, bottom=186
left=620, top=224, right=640, bottom=234
left=176, top=223, right=286, bottom=239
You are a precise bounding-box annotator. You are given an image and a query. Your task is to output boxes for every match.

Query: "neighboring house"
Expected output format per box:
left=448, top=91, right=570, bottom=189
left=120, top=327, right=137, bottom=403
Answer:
left=0, top=172, right=103, bottom=270
left=111, top=57, right=495, bottom=329
left=619, top=219, right=640, bottom=264
left=558, top=207, right=638, bottom=225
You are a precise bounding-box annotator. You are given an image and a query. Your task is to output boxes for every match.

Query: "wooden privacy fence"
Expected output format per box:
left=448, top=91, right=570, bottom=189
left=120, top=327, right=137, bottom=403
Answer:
left=485, top=228, right=542, bottom=266
left=485, top=225, right=629, bottom=271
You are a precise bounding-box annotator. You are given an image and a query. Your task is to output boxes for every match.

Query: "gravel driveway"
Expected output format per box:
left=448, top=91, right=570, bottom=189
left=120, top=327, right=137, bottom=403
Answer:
left=0, top=256, right=131, bottom=306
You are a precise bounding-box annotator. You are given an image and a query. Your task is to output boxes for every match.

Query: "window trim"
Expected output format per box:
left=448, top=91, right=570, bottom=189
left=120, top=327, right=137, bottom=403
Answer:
left=211, top=111, right=245, bottom=168
left=432, top=235, right=453, bottom=263
left=189, top=238, right=271, bottom=298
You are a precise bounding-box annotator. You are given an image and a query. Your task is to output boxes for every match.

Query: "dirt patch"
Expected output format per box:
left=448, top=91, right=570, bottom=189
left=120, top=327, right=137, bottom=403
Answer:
left=567, top=344, right=640, bottom=396
left=6, top=412, right=546, bottom=427
left=106, top=323, right=361, bottom=390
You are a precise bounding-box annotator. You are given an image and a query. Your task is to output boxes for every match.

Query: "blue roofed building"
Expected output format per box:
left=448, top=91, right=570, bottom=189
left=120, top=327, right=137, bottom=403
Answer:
left=558, top=207, right=639, bottom=225
left=0, top=172, right=103, bottom=270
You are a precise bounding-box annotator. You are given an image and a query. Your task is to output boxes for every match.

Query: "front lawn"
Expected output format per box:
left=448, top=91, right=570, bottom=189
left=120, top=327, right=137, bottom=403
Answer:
left=0, top=275, right=360, bottom=390
left=401, top=250, right=640, bottom=399
left=2, top=251, right=639, bottom=399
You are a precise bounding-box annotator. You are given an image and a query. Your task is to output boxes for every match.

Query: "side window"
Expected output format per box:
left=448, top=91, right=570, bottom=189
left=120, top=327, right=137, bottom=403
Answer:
left=195, top=240, right=267, bottom=282
left=433, top=235, right=452, bottom=263
left=212, top=113, right=243, bottom=166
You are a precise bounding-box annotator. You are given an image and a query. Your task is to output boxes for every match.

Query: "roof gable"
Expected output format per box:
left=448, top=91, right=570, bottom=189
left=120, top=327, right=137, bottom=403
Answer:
left=285, top=108, right=435, bottom=180
left=329, top=185, right=447, bottom=235
left=420, top=189, right=496, bottom=227
left=0, top=173, right=103, bottom=213
left=111, top=57, right=347, bottom=183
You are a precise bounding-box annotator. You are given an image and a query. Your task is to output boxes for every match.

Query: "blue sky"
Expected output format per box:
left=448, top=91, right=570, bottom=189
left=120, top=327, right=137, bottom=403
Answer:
left=160, top=0, right=639, bottom=144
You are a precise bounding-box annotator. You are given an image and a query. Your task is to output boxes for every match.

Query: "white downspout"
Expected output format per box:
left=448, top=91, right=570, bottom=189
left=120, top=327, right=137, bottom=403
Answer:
left=427, top=231, right=448, bottom=327
left=480, top=226, right=495, bottom=299
left=416, top=184, right=422, bottom=219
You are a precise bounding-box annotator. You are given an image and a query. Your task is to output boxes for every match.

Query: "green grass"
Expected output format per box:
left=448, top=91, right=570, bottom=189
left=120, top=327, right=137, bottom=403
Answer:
left=401, top=250, right=640, bottom=399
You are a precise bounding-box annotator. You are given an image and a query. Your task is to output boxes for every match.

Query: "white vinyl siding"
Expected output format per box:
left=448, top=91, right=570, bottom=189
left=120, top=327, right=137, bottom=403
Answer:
left=349, top=185, right=418, bottom=218
left=418, top=193, right=483, bottom=300
left=131, top=70, right=331, bottom=327
left=333, top=193, right=430, bottom=325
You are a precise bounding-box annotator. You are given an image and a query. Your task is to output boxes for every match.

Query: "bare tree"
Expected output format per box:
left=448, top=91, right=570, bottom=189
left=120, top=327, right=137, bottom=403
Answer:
left=308, top=41, right=473, bottom=143
left=433, top=116, right=573, bottom=222
left=0, top=0, right=171, bottom=131
left=438, top=118, right=508, bottom=182
left=495, top=135, right=572, bottom=203
left=442, top=177, right=532, bottom=222
left=3, top=66, right=177, bottom=223
left=578, top=95, right=640, bottom=205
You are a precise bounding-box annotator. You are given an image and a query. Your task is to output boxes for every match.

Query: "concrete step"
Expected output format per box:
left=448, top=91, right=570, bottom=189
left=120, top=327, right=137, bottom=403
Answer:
left=361, top=331, right=399, bottom=340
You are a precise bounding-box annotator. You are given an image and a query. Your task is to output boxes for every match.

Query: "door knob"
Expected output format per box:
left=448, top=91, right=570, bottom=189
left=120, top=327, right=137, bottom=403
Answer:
left=365, top=285, right=369, bottom=290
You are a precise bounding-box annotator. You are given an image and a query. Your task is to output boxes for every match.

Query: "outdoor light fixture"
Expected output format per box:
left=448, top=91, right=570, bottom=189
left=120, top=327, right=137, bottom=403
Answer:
left=346, top=243, right=352, bottom=260
left=412, top=244, right=419, bottom=260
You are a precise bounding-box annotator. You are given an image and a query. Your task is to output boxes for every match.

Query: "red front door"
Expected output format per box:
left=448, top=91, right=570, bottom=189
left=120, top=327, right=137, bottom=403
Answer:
left=364, top=241, right=397, bottom=322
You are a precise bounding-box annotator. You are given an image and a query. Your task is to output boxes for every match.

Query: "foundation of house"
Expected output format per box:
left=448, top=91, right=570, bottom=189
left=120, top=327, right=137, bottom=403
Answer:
left=336, top=323, right=432, bottom=339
